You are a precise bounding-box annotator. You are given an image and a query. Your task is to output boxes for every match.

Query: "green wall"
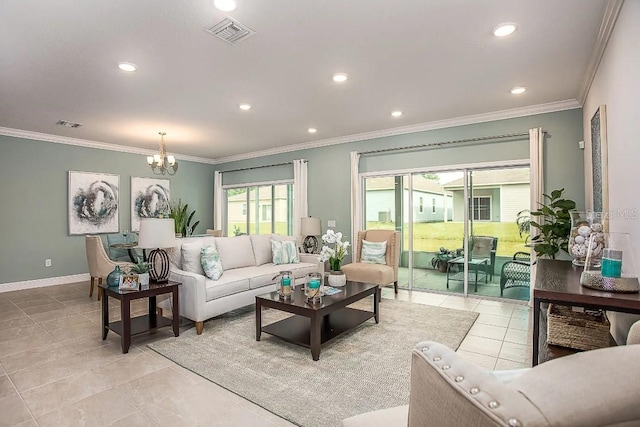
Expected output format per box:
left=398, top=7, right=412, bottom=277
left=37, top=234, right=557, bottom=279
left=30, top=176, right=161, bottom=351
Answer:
left=215, top=109, right=585, bottom=262
left=0, top=135, right=213, bottom=285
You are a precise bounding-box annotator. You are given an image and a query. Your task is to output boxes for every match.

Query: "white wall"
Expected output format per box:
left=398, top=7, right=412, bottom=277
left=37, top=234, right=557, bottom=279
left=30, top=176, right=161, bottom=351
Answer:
left=583, top=0, right=640, bottom=343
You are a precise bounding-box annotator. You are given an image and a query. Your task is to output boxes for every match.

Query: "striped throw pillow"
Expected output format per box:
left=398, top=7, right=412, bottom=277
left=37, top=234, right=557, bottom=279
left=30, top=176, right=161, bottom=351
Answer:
left=201, top=243, right=224, bottom=280
left=271, top=239, right=300, bottom=265
left=361, top=240, right=387, bottom=264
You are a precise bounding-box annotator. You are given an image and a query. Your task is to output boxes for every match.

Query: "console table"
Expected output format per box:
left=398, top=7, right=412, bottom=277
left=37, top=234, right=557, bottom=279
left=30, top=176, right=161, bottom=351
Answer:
left=533, top=259, right=640, bottom=365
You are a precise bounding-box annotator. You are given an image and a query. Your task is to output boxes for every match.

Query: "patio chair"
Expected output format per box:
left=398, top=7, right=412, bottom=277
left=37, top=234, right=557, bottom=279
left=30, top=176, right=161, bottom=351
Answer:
left=446, top=236, right=498, bottom=292
left=500, top=251, right=531, bottom=297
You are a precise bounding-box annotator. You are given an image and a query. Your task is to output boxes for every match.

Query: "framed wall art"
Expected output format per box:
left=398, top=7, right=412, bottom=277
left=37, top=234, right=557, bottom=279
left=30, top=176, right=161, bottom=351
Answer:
left=68, top=171, right=120, bottom=235
left=131, top=177, right=171, bottom=232
left=590, top=105, right=609, bottom=214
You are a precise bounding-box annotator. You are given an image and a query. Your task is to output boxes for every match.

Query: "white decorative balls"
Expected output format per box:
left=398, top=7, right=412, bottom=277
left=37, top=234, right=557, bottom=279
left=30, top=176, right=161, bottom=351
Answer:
left=578, top=226, right=592, bottom=237
left=590, top=223, right=603, bottom=232
left=572, top=244, right=587, bottom=257
left=574, top=235, right=585, bottom=245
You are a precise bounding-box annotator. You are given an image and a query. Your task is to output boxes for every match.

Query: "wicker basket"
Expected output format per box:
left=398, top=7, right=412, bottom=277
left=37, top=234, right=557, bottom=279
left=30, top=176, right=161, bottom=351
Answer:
left=547, top=304, right=610, bottom=351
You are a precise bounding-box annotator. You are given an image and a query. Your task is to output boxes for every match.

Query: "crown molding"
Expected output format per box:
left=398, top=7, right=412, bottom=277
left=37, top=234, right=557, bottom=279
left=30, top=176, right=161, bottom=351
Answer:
left=577, top=0, right=625, bottom=105
left=0, top=127, right=217, bottom=165
left=0, top=273, right=90, bottom=293
left=212, top=99, right=581, bottom=164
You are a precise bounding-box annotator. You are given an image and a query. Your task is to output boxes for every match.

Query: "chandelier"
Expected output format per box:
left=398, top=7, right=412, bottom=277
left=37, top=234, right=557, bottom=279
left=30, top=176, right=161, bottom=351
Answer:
left=147, top=132, right=178, bottom=175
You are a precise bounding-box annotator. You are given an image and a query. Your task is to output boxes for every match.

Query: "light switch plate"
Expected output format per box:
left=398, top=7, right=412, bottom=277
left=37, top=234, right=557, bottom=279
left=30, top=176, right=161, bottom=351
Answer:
left=327, top=220, right=336, bottom=227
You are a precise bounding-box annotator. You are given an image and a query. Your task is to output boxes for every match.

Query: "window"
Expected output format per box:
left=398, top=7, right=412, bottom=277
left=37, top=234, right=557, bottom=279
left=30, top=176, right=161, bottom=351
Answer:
left=224, top=183, right=293, bottom=236
left=432, top=198, right=436, bottom=213
left=469, top=196, right=491, bottom=221
left=419, top=197, right=424, bottom=213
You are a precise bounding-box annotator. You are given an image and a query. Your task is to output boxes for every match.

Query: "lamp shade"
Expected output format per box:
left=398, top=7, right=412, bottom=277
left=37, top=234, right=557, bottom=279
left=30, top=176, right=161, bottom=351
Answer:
left=301, top=217, right=321, bottom=236
left=138, top=218, right=176, bottom=249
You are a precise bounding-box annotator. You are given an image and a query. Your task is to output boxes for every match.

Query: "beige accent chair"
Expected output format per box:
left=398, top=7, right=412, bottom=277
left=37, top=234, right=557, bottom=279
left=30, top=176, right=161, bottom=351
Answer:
left=205, top=229, right=223, bottom=237
left=85, top=235, right=134, bottom=300
left=341, top=230, right=400, bottom=294
left=343, top=323, right=640, bottom=427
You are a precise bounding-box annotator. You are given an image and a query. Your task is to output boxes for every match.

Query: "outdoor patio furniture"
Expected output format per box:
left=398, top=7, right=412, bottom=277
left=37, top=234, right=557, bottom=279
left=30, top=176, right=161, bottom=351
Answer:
left=445, top=236, right=498, bottom=292
left=500, top=251, right=531, bottom=296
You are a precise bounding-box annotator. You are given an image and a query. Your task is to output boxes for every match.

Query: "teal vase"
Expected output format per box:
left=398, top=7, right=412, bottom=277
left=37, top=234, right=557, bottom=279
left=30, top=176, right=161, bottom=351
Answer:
left=106, top=265, right=123, bottom=288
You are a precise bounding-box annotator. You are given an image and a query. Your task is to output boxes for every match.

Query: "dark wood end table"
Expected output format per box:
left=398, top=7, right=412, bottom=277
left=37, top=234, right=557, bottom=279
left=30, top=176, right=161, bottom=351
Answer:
left=255, top=281, right=380, bottom=361
left=99, top=280, right=181, bottom=354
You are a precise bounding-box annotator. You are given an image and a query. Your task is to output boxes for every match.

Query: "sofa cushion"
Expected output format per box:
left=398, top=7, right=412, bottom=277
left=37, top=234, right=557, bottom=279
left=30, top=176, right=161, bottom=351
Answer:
left=215, top=236, right=256, bottom=270
left=248, top=263, right=318, bottom=289
left=361, top=239, right=387, bottom=264
left=201, top=243, right=224, bottom=280
left=271, top=239, right=299, bottom=265
left=181, top=237, right=216, bottom=275
left=205, top=269, right=251, bottom=301
left=341, top=262, right=394, bottom=286
left=250, top=234, right=273, bottom=266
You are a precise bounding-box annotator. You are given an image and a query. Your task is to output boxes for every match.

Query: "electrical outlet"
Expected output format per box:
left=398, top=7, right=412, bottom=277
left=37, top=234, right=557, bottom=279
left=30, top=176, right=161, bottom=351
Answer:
left=327, top=220, right=336, bottom=227
left=45, top=259, right=52, bottom=267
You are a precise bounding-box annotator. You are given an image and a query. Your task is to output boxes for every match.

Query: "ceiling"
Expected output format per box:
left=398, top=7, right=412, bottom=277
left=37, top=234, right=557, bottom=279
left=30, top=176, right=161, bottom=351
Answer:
left=0, top=0, right=608, bottom=162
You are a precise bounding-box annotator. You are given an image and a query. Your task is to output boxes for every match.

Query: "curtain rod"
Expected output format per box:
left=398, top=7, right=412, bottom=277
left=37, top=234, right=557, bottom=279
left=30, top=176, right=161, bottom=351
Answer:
left=359, top=131, right=545, bottom=156
left=218, top=159, right=307, bottom=174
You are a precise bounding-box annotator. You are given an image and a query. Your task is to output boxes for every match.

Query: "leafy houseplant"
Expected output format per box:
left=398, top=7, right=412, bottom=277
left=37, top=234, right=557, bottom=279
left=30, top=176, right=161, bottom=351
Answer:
left=516, top=209, right=531, bottom=244
left=430, top=247, right=459, bottom=273
left=530, top=188, right=576, bottom=259
left=169, top=199, right=200, bottom=237
left=131, top=258, right=151, bottom=286
left=319, top=229, right=350, bottom=271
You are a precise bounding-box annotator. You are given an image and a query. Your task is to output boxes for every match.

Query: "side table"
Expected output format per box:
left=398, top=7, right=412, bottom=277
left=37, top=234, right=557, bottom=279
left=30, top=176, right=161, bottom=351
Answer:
left=99, top=281, right=181, bottom=353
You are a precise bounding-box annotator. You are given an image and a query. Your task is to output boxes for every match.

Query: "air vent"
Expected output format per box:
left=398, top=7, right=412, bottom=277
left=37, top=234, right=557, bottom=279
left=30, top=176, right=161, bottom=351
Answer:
left=204, top=17, right=255, bottom=44
left=56, top=120, right=82, bottom=128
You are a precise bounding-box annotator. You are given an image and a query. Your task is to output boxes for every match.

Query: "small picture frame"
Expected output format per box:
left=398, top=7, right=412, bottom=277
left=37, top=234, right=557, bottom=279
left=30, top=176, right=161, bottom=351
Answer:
left=119, top=274, right=139, bottom=291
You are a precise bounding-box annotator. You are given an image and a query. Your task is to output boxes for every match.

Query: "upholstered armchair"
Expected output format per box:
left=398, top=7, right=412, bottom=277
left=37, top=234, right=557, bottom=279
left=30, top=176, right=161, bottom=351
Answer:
left=341, top=230, right=401, bottom=294
left=85, top=235, right=134, bottom=300
left=205, top=229, right=223, bottom=237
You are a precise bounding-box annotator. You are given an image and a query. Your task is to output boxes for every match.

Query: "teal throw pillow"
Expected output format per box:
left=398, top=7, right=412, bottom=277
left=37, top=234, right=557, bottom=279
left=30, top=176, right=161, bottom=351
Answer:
left=201, top=243, right=224, bottom=280
left=271, top=239, right=300, bottom=265
left=361, top=240, right=387, bottom=264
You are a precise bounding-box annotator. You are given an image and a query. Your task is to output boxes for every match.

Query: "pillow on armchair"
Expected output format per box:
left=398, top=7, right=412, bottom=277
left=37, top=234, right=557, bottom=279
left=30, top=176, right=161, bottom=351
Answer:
left=361, top=240, right=387, bottom=264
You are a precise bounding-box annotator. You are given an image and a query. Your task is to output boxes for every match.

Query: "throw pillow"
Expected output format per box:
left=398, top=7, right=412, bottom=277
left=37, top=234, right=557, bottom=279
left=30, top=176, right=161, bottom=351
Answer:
left=361, top=239, right=387, bottom=264
left=271, top=239, right=300, bottom=265
left=201, top=243, right=224, bottom=280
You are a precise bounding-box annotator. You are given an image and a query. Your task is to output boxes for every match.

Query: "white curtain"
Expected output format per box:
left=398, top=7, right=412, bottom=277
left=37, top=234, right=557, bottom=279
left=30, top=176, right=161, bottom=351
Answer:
left=213, top=171, right=223, bottom=231
left=529, top=127, right=544, bottom=304
left=350, top=151, right=362, bottom=256
left=293, top=159, right=308, bottom=246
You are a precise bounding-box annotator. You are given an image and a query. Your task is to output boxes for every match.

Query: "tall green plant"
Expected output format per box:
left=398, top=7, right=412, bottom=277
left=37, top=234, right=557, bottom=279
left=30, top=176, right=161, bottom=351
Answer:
left=168, top=199, right=199, bottom=236
left=530, top=189, right=576, bottom=259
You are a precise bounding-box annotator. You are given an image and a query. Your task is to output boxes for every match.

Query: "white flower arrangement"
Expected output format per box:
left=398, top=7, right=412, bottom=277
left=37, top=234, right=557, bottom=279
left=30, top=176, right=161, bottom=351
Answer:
left=319, top=229, right=350, bottom=271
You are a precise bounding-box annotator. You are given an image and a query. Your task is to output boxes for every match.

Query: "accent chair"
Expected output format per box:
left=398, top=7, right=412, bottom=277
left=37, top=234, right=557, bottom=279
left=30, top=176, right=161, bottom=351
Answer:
left=85, top=235, right=134, bottom=300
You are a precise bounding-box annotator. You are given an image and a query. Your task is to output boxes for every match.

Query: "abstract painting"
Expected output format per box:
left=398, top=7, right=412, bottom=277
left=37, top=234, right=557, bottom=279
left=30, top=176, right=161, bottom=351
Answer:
left=131, top=177, right=170, bottom=231
left=68, top=171, right=120, bottom=235
left=590, top=105, right=608, bottom=213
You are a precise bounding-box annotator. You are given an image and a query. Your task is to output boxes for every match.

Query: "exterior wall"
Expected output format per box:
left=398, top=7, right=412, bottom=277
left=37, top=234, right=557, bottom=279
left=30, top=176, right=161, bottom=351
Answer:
left=501, top=183, right=530, bottom=223
left=365, top=189, right=452, bottom=223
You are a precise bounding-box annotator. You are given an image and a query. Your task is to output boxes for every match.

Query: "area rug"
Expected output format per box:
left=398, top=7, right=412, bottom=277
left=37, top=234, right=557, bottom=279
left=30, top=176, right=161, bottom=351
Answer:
left=148, top=299, right=478, bottom=427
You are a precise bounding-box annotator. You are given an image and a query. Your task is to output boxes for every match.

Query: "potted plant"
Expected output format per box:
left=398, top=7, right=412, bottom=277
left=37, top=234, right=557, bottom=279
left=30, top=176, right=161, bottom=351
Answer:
left=131, top=258, right=151, bottom=287
left=516, top=209, right=531, bottom=244
left=169, top=199, right=200, bottom=237
left=530, top=188, right=576, bottom=259
left=430, top=247, right=458, bottom=273
left=319, top=229, right=350, bottom=286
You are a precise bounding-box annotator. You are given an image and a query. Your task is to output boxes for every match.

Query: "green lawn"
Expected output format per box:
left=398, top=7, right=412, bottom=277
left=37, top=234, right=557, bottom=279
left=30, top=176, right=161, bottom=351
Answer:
left=366, top=221, right=528, bottom=257
left=228, top=222, right=289, bottom=235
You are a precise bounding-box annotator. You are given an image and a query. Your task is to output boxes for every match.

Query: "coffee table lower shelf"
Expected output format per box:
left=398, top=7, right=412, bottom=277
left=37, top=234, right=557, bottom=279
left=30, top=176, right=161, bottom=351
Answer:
left=261, top=307, right=373, bottom=348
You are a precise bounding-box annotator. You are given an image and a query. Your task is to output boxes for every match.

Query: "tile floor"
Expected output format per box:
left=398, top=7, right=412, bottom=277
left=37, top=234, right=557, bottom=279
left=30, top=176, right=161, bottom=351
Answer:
left=0, top=281, right=532, bottom=426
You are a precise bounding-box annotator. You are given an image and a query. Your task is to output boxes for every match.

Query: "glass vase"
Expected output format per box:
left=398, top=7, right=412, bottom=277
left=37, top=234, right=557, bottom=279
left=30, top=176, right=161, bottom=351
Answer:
left=568, top=211, right=604, bottom=266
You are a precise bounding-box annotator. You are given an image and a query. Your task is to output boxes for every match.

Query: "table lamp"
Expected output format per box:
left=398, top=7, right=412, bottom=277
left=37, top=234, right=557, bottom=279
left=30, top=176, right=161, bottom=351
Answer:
left=138, top=218, right=175, bottom=283
left=301, top=217, right=321, bottom=254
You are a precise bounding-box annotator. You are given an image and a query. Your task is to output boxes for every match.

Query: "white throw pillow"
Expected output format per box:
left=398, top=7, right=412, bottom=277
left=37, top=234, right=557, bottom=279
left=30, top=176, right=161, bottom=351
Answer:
left=271, top=239, right=300, bottom=265
left=201, top=243, right=224, bottom=280
left=250, top=234, right=273, bottom=266
left=181, top=237, right=216, bottom=275
left=215, top=235, right=257, bottom=270
left=361, top=240, right=387, bottom=264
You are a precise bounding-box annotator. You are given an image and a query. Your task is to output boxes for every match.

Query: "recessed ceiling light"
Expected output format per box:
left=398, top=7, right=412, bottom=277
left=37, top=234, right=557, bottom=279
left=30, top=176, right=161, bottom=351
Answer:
left=239, top=103, right=252, bottom=110
left=332, top=73, right=348, bottom=83
left=308, top=128, right=317, bottom=134
left=118, top=62, right=137, bottom=72
left=492, top=22, right=518, bottom=37
left=510, top=86, right=527, bottom=95
left=214, top=0, right=237, bottom=12
left=391, top=111, right=403, bottom=118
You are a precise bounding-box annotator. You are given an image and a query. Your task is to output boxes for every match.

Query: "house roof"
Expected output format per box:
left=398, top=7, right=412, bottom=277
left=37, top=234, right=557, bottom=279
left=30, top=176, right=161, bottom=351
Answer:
left=441, top=168, right=530, bottom=188
left=0, top=1, right=608, bottom=162
left=365, top=176, right=449, bottom=195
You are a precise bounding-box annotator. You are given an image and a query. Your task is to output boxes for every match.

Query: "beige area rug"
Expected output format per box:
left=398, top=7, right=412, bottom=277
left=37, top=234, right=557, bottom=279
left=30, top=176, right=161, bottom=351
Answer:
left=148, top=299, right=478, bottom=427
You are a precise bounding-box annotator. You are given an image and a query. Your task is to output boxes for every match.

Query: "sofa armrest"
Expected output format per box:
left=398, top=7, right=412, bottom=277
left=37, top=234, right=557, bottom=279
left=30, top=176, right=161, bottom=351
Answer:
left=299, top=253, right=322, bottom=273
left=168, top=267, right=208, bottom=322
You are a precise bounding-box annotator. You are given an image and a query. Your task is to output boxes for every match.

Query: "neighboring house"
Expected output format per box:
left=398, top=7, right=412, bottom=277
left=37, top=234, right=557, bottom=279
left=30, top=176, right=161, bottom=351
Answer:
left=365, top=176, right=453, bottom=223
left=442, top=168, right=530, bottom=222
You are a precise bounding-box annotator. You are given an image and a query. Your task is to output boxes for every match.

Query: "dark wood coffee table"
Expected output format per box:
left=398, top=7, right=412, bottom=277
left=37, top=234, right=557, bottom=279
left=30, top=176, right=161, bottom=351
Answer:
left=99, top=280, right=181, bottom=354
left=255, top=281, right=380, bottom=360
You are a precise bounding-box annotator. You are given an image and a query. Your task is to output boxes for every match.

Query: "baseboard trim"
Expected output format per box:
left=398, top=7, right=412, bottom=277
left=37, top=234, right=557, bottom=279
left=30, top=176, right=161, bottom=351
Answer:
left=0, top=273, right=90, bottom=293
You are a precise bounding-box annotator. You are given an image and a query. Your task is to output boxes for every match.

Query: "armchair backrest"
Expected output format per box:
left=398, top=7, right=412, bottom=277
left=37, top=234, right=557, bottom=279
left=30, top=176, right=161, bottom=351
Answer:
left=355, top=230, right=401, bottom=280
left=85, top=235, right=117, bottom=278
left=205, top=229, right=223, bottom=237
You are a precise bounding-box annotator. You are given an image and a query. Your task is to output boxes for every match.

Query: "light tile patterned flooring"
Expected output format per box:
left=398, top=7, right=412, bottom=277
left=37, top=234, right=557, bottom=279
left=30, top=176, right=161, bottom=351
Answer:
left=0, top=282, right=532, bottom=426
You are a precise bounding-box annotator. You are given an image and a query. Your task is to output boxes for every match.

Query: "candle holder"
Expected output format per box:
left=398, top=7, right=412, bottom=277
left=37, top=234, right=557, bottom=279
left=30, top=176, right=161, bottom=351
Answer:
left=580, top=232, right=640, bottom=293
left=305, top=272, right=323, bottom=303
left=274, top=271, right=294, bottom=300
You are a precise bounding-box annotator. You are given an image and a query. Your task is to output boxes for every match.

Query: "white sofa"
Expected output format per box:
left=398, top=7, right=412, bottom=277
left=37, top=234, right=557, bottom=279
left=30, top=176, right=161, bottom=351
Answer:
left=163, top=234, right=320, bottom=334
